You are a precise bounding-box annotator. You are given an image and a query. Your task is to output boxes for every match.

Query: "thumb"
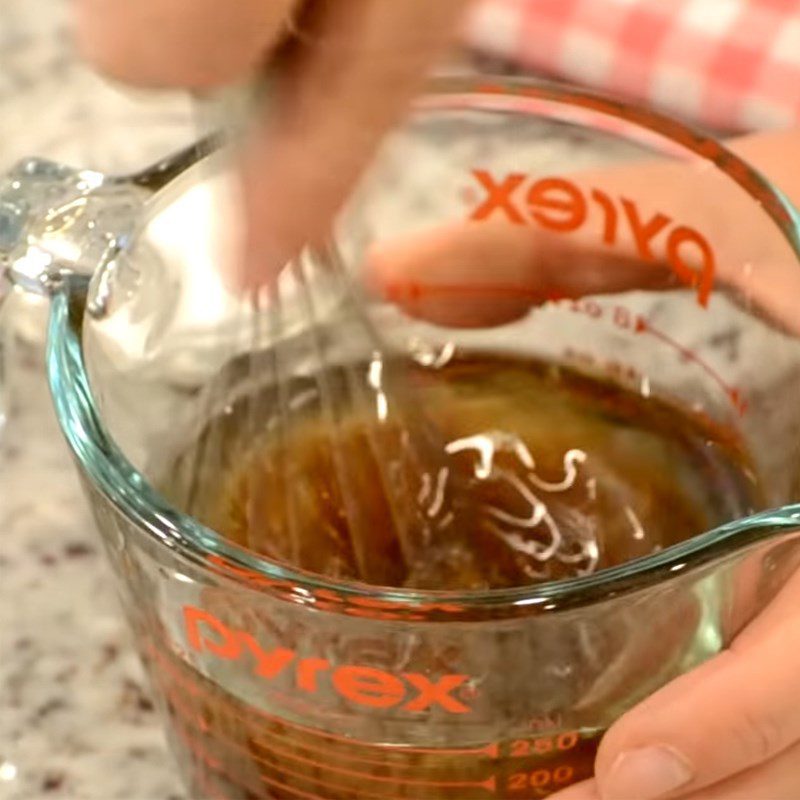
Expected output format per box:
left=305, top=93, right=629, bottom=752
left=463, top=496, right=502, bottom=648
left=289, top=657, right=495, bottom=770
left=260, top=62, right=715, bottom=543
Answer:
left=588, top=601, right=800, bottom=800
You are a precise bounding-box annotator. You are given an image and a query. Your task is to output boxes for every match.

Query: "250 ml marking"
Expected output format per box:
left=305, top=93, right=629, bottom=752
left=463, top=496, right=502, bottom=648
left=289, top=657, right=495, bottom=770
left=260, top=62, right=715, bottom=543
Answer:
left=509, top=733, right=579, bottom=757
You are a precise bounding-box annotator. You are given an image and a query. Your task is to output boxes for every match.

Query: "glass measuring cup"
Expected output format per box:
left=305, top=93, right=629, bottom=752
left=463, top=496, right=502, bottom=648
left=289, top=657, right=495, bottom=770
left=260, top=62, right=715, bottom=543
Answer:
left=2, top=77, right=800, bottom=799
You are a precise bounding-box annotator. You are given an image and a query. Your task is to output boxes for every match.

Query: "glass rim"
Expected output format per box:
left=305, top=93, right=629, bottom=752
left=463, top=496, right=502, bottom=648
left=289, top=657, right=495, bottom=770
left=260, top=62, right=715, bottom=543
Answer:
left=47, top=76, right=800, bottom=618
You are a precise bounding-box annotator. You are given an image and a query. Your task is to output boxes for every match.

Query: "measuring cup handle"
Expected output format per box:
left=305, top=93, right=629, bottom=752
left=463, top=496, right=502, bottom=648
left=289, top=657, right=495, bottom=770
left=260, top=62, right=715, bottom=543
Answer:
left=0, top=135, right=222, bottom=298
left=0, top=158, right=135, bottom=299
left=0, top=139, right=222, bottom=430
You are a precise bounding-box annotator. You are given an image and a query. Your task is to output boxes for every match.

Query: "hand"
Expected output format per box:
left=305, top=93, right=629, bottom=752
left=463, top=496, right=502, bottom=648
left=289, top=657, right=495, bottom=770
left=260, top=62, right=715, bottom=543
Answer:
left=367, top=128, right=800, bottom=800
left=550, top=566, right=800, bottom=800
left=74, top=0, right=468, bottom=286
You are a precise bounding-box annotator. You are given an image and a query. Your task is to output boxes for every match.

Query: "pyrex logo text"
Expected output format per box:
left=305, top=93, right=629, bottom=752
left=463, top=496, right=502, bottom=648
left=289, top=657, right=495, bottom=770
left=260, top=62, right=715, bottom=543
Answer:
left=183, top=606, right=472, bottom=714
left=469, top=170, right=715, bottom=306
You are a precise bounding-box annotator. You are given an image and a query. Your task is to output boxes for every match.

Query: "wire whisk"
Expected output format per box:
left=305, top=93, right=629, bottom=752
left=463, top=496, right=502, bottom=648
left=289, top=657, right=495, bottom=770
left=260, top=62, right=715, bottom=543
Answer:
left=176, top=244, right=486, bottom=589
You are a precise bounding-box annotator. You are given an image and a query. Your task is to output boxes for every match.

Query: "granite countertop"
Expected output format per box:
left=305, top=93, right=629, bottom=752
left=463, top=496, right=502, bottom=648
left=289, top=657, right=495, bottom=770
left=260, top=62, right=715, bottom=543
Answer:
left=0, top=346, right=185, bottom=800
left=1, top=1, right=191, bottom=797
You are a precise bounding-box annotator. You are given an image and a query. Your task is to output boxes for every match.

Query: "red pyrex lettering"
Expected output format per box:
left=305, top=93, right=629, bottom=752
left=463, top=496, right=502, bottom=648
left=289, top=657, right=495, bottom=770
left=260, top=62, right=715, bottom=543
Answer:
left=182, top=606, right=473, bottom=714
left=469, top=170, right=715, bottom=307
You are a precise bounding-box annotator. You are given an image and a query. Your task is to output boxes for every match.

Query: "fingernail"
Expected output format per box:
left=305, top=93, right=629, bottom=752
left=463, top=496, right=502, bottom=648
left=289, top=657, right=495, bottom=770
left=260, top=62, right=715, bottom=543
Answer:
left=602, top=746, right=694, bottom=800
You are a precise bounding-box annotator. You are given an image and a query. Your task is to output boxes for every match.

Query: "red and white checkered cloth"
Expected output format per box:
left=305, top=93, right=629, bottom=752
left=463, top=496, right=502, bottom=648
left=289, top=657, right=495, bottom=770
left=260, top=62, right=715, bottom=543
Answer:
left=464, top=0, right=800, bottom=133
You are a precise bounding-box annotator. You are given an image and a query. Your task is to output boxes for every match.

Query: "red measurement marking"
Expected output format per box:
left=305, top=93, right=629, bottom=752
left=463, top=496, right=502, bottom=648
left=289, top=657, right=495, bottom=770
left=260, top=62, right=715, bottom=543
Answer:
left=168, top=688, right=406, bottom=791
left=176, top=714, right=404, bottom=800
left=509, top=731, right=580, bottom=758
left=566, top=299, right=645, bottom=331
left=386, top=281, right=564, bottom=305
left=507, top=765, right=575, bottom=794
left=639, top=320, right=748, bottom=415
left=261, top=722, right=498, bottom=767
left=169, top=688, right=496, bottom=794
left=149, top=644, right=501, bottom=761
left=565, top=301, right=747, bottom=416
left=177, top=722, right=328, bottom=800
left=176, top=716, right=496, bottom=800
left=564, top=348, right=641, bottom=384
left=557, top=732, right=580, bottom=751
left=526, top=712, right=564, bottom=734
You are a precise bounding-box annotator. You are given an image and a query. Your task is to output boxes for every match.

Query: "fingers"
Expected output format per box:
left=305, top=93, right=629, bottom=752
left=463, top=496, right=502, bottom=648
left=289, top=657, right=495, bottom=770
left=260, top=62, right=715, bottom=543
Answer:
left=729, top=130, right=800, bottom=210
left=367, top=221, right=559, bottom=328
left=237, top=0, right=467, bottom=286
left=367, top=211, right=800, bottom=335
left=366, top=220, right=676, bottom=328
left=677, top=739, right=800, bottom=800
left=586, top=601, right=800, bottom=800
left=73, top=0, right=296, bottom=88
left=75, top=0, right=467, bottom=288
left=551, top=740, right=800, bottom=800
left=732, top=559, right=800, bottom=651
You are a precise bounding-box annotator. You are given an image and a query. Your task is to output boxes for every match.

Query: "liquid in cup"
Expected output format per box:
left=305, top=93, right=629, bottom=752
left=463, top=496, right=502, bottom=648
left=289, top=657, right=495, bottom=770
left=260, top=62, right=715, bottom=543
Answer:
left=198, top=353, right=761, bottom=589
left=156, top=348, right=764, bottom=798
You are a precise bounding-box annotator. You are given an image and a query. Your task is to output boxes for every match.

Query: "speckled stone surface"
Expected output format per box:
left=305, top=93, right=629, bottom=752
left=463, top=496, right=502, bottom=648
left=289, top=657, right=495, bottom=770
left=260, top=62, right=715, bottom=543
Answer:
left=0, top=346, right=187, bottom=800
left=1, top=1, right=190, bottom=797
